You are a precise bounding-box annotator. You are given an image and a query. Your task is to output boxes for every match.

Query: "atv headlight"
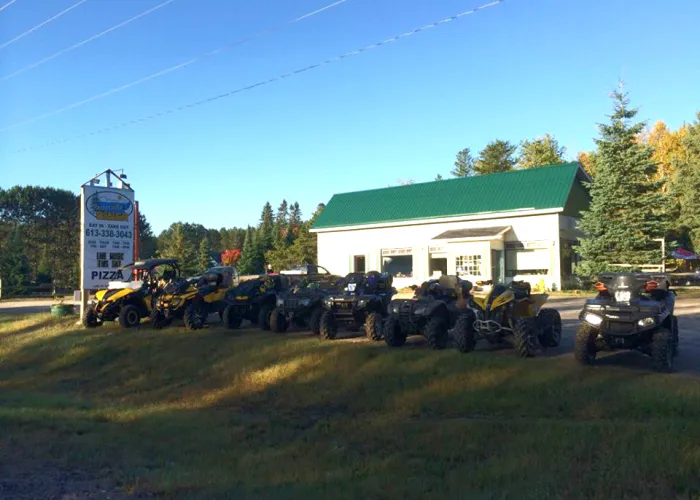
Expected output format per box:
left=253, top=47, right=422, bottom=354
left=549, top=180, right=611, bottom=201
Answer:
left=276, top=298, right=284, bottom=307
left=637, top=317, right=656, bottom=328
left=391, top=303, right=400, bottom=314
left=584, top=313, right=603, bottom=327
left=357, top=298, right=367, bottom=307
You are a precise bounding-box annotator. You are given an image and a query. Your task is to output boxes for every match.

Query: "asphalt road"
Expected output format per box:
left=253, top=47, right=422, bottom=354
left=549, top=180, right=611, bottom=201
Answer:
left=1, top=296, right=698, bottom=374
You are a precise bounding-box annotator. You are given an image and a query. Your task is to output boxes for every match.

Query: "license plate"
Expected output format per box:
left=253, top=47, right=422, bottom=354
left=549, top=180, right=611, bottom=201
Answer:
left=615, top=291, right=631, bottom=302
left=236, top=296, right=249, bottom=301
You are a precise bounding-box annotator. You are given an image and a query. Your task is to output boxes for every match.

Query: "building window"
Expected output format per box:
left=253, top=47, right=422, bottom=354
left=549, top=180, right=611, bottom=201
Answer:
left=455, top=255, right=482, bottom=276
left=506, top=249, right=549, bottom=277
left=353, top=255, right=366, bottom=273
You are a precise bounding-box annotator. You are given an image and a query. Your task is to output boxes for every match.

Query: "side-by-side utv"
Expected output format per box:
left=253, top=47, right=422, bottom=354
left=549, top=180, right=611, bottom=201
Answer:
left=319, top=271, right=395, bottom=341
left=383, top=275, right=475, bottom=350
left=82, top=259, right=180, bottom=329
left=460, top=280, right=562, bottom=357
left=575, top=273, right=678, bottom=372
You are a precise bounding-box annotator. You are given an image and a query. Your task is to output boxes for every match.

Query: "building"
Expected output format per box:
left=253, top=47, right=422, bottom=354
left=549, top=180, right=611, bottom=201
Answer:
left=310, top=162, right=590, bottom=291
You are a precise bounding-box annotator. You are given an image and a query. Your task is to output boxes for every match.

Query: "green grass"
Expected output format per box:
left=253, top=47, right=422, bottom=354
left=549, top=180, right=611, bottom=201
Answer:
left=1, top=315, right=700, bottom=499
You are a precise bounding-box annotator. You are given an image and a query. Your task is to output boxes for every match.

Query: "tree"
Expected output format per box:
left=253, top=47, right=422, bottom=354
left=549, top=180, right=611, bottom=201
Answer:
left=36, top=249, right=52, bottom=284
left=197, top=237, right=213, bottom=273
left=474, top=140, right=518, bottom=175
left=138, top=212, right=157, bottom=259
left=238, top=226, right=263, bottom=275
left=221, top=248, right=241, bottom=266
left=577, top=151, right=597, bottom=178
left=273, top=199, right=289, bottom=248
left=286, top=203, right=325, bottom=265
left=576, top=90, right=669, bottom=277
left=435, top=174, right=443, bottom=181
left=517, top=134, right=566, bottom=169
left=0, top=226, right=31, bottom=296
left=160, top=223, right=196, bottom=275
left=259, top=202, right=274, bottom=253
left=451, top=148, right=475, bottom=177
left=670, top=112, right=700, bottom=252
left=643, top=121, right=688, bottom=193
left=287, top=202, right=302, bottom=246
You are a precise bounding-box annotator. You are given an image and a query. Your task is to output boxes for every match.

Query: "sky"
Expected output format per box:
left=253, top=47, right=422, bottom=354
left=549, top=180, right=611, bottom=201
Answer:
left=1, top=0, right=699, bottom=233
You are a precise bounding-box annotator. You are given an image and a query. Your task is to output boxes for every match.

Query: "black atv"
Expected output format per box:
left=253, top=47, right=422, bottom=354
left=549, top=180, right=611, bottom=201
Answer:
left=319, top=271, right=395, bottom=341
left=221, top=275, right=290, bottom=330
left=270, top=278, right=342, bottom=335
left=383, top=276, right=476, bottom=350
left=575, top=273, right=678, bottom=372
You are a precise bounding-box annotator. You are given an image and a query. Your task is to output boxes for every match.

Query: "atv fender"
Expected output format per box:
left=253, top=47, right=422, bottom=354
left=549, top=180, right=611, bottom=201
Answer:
left=424, top=301, right=449, bottom=321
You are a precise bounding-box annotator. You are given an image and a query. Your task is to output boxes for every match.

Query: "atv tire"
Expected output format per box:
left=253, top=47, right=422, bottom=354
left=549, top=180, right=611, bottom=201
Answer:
left=320, top=311, right=337, bottom=340
left=309, top=306, right=323, bottom=335
left=383, top=315, right=406, bottom=347
left=651, top=327, right=674, bottom=373
left=270, top=308, right=288, bottom=333
left=222, top=306, right=243, bottom=329
left=425, top=316, right=448, bottom=350
left=81, top=308, right=101, bottom=328
left=537, top=308, right=562, bottom=348
left=454, top=311, right=477, bottom=353
left=118, top=305, right=141, bottom=329
left=184, top=304, right=205, bottom=331
left=150, top=309, right=170, bottom=330
left=258, top=303, right=274, bottom=331
left=364, top=312, right=383, bottom=341
left=574, top=323, right=597, bottom=365
left=671, top=315, right=679, bottom=357
left=513, top=317, right=536, bottom=358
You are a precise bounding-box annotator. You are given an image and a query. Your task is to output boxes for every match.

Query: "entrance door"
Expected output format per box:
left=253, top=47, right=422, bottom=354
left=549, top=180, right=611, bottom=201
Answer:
left=491, top=249, right=504, bottom=283
left=353, top=255, right=366, bottom=273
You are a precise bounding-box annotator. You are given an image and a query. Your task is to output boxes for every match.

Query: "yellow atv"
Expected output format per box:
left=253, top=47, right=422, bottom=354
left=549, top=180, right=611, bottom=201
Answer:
left=456, top=280, right=562, bottom=357
left=150, top=270, right=231, bottom=330
left=82, top=259, right=180, bottom=329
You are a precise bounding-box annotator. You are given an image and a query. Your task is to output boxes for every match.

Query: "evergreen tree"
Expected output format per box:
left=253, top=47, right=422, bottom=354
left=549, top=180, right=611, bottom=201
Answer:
left=0, top=226, right=31, bottom=296
left=577, top=90, right=669, bottom=277
left=161, top=223, right=196, bottom=275
left=474, top=140, right=518, bottom=175
left=197, top=237, right=213, bottom=273
left=259, top=202, right=274, bottom=253
left=670, top=112, right=700, bottom=251
left=138, top=212, right=157, bottom=259
left=435, top=174, right=443, bottom=181
left=238, top=226, right=264, bottom=275
left=518, top=134, right=566, bottom=169
left=36, top=248, right=52, bottom=284
left=451, top=148, right=475, bottom=177
left=287, top=202, right=302, bottom=246
left=273, top=199, right=289, bottom=248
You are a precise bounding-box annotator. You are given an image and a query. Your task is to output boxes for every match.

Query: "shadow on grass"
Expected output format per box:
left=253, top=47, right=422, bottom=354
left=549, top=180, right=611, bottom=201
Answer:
left=2, top=318, right=700, bottom=499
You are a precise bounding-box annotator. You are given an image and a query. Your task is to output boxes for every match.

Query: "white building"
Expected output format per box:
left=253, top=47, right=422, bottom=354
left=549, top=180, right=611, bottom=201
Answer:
left=311, top=163, right=590, bottom=291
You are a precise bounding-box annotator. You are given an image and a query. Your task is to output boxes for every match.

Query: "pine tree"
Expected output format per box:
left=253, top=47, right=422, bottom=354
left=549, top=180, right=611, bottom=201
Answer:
left=474, top=140, right=518, bottom=175
left=435, top=174, right=443, bottom=181
left=0, top=226, right=31, bottom=296
left=36, top=248, right=52, bottom=284
left=161, top=223, right=196, bottom=275
left=287, top=202, right=302, bottom=246
left=273, top=199, right=289, bottom=248
left=197, top=237, right=212, bottom=273
left=671, top=112, right=700, bottom=252
left=238, top=226, right=264, bottom=275
left=451, top=148, right=475, bottom=177
left=576, top=90, right=669, bottom=277
left=517, top=134, right=566, bottom=169
left=259, top=202, right=274, bottom=253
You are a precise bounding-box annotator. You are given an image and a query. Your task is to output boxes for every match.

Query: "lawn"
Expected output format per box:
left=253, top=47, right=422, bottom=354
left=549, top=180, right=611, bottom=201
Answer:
left=1, top=315, right=700, bottom=499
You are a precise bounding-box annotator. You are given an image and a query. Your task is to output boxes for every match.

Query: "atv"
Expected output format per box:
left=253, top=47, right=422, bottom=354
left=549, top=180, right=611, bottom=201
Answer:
left=150, top=269, right=233, bottom=330
left=319, top=271, right=395, bottom=341
left=462, top=280, right=562, bottom=357
left=82, top=258, right=180, bottom=329
left=269, top=277, right=342, bottom=335
left=221, top=274, right=291, bottom=330
left=574, top=273, right=678, bottom=372
left=383, top=275, right=476, bottom=350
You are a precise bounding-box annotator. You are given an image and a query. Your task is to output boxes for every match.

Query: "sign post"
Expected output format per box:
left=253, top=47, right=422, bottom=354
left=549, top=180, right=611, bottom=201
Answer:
left=79, top=170, right=135, bottom=321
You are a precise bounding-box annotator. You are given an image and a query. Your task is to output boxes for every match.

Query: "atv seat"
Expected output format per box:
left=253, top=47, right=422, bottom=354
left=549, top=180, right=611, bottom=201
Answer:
left=197, top=272, right=223, bottom=295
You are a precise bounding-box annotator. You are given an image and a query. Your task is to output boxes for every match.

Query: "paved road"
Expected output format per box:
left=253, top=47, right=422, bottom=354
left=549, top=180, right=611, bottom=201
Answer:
left=0, top=299, right=76, bottom=316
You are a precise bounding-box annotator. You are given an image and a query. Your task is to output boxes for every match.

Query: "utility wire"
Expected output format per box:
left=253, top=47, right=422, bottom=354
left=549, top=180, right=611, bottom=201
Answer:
left=8, top=0, right=503, bottom=154
left=0, top=0, right=18, bottom=14
left=0, top=0, right=90, bottom=51
left=1, top=0, right=178, bottom=82
left=0, top=0, right=351, bottom=131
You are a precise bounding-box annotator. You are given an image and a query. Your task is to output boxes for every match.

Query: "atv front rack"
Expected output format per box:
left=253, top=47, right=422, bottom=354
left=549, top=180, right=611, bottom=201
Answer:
left=474, top=319, right=512, bottom=336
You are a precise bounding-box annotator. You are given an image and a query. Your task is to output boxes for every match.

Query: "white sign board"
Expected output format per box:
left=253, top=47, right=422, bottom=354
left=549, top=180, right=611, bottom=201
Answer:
left=80, top=185, right=135, bottom=289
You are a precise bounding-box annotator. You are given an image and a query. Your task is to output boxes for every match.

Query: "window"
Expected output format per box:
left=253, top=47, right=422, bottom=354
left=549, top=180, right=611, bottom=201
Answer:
left=353, top=255, right=366, bottom=273
left=506, top=249, right=549, bottom=277
left=382, top=256, right=413, bottom=277
left=455, top=255, right=482, bottom=276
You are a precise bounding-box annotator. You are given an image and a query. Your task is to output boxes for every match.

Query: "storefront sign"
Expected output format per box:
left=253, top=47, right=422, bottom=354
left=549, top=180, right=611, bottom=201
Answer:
left=428, top=246, right=446, bottom=254
left=81, top=184, right=135, bottom=289
left=381, top=248, right=412, bottom=256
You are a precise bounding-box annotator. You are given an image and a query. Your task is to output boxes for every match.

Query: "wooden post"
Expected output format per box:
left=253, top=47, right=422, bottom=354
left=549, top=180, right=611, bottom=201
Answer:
left=134, top=200, right=140, bottom=262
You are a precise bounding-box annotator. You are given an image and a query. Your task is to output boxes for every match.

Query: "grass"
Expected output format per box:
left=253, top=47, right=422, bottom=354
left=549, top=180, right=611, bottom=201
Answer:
left=1, top=315, right=700, bottom=499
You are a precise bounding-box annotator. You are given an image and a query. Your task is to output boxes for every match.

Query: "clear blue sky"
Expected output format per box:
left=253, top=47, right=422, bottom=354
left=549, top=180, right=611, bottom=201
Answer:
left=1, top=0, right=699, bottom=233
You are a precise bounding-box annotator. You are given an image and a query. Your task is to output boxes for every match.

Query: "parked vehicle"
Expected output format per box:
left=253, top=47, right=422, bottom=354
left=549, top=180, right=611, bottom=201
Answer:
left=319, top=271, right=395, bottom=341
left=150, top=269, right=233, bottom=330
left=82, top=259, right=179, bottom=329
left=462, top=280, right=561, bottom=357
left=280, top=264, right=331, bottom=282
left=221, top=275, right=291, bottom=330
left=270, top=277, right=342, bottom=334
left=384, top=275, right=475, bottom=350
left=575, top=273, right=678, bottom=372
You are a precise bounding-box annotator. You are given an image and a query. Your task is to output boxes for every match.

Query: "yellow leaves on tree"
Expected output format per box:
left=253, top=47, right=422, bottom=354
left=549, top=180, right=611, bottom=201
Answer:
left=577, top=151, right=595, bottom=178
left=642, top=121, right=689, bottom=190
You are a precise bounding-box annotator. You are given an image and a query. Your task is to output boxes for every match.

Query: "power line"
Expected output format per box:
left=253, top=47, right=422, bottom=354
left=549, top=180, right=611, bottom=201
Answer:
left=0, top=0, right=18, bottom=14
left=8, top=0, right=503, bottom=154
left=0, top=0, right=351, bottom=131
left=0, top=0, right=90, bottom=51
left=1, top=0, right=178, bottom=82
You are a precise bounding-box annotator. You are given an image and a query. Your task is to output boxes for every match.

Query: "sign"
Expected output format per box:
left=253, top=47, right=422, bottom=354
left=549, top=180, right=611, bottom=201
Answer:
left=81, top=184, right=135, bottom=289
left=381, top=248, right=412, bottom=257
left=429, top=246, right=446, bottom=254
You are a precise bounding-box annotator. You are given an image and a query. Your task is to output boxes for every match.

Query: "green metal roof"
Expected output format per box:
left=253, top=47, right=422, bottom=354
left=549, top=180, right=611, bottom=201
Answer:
left=312, top=162, right=587, bottom=230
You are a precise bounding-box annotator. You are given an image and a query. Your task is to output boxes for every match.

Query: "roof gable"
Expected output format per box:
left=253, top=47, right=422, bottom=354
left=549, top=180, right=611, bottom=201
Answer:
left=313, top=162, right=586, bottom=230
